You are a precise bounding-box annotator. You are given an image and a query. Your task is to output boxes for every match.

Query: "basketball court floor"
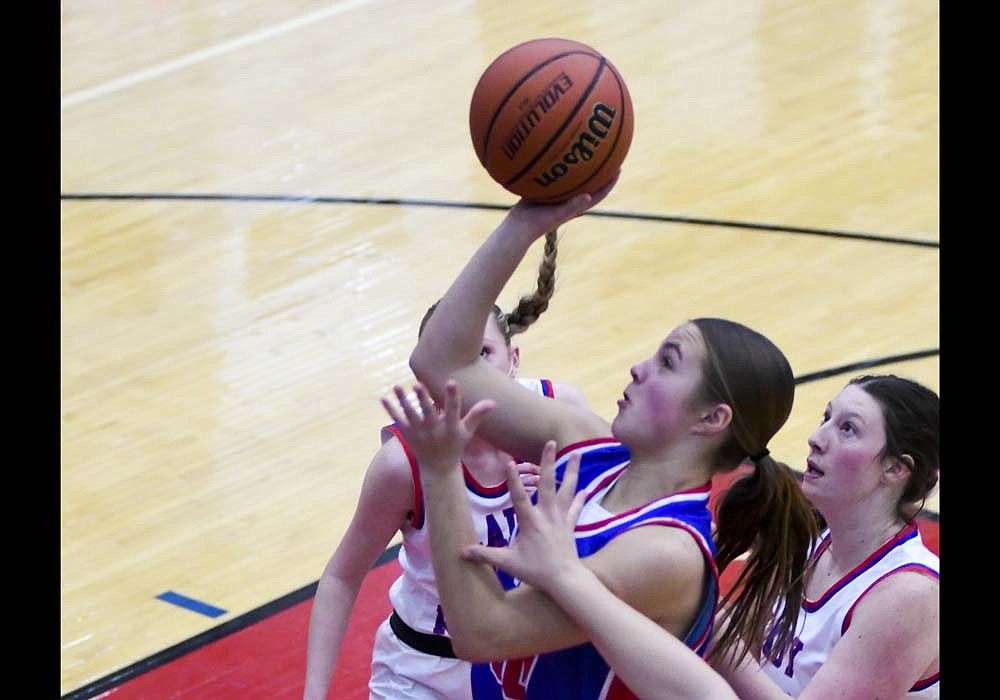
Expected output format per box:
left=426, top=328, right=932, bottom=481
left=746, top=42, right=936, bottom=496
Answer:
left=61, top=1, right=939, bottom=697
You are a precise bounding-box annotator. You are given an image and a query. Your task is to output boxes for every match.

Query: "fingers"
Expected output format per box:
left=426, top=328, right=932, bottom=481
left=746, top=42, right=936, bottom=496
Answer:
left=557, top=452, right=581, bottom=511
left=461, top=543, right=510, bottom=570
left=505, top=460, right=535, bottom=515
left=537, top=440, right=558, bottom=500
left=462, top=397, right=497, bottom=435
left=516, top=461, right=540, bottom=490
left=380, top=384, right=410, bottom=425
left=414, top=382, right=439, bottom=422
left=568, top=489, right=587, bottom=526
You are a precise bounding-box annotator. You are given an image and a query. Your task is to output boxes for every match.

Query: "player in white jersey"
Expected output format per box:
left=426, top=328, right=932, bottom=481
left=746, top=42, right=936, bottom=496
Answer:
left=368, top=376, right=577, bottom=700
left=714, top=374, right=940, bottom=699
left=304, top=232, right=590, bottom=700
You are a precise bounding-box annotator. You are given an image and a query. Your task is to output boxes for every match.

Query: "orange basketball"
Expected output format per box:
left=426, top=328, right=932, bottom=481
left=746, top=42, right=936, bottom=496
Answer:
left=469, top=37, right=633, bottom=203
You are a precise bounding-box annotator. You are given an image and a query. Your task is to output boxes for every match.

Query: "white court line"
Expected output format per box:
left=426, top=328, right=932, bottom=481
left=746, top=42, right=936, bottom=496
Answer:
left=61, top=0, right=375, bottom=109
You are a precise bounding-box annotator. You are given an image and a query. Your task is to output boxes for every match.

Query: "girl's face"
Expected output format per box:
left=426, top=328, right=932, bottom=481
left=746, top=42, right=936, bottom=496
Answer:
left=480, top=315, right=518, bottom=377
left=803, top=384, right=889, bottom=507
left=611, top=322, right=709, bottom=451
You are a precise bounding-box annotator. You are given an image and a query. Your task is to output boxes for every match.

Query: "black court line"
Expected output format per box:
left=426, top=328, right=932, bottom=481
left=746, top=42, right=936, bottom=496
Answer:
left=60, top=192, right=939, bottom=248
left=62, top=348, right=941, bottom=700
left=60, top=186, right=940, bottom=697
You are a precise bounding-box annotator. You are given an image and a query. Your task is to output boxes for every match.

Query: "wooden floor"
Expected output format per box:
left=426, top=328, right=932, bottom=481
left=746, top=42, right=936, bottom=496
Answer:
left=60, top=1, right=939, bottom=696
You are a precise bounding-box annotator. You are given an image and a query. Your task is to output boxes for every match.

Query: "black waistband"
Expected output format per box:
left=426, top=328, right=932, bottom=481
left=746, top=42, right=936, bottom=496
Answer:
left=389, top=609, right=457, bottom=658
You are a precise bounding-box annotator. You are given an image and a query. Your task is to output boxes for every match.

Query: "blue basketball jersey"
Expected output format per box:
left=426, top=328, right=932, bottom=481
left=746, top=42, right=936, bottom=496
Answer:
left=470, top=439, right=719, bottom=700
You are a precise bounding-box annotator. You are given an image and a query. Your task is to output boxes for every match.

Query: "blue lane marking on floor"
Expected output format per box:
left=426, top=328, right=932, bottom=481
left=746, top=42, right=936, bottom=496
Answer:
left=156, top=591, right=228, bottom=618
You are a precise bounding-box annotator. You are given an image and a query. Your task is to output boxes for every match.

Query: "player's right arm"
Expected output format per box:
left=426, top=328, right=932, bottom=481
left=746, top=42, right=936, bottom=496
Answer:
left=303, top=438, right=415, bottom=700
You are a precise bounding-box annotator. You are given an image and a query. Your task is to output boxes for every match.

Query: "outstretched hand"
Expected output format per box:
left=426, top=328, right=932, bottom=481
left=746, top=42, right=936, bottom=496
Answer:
left=380, top=379, right=495, bottom=475
left=507, top=171, right=621, bottom=239
left=461, top=440, right=587, bottom=593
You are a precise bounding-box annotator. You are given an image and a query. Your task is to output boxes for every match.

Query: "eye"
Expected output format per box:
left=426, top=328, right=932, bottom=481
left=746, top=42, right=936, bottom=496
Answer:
left=819, top=410, right=831, bottom=426
left=480, top=346, right=491, bottom=358
left=840, top=421, right=857, bottom=435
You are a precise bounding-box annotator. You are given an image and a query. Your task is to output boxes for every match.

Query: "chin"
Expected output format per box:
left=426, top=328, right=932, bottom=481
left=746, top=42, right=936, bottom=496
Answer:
left=609, top=415, right=628, bottom=442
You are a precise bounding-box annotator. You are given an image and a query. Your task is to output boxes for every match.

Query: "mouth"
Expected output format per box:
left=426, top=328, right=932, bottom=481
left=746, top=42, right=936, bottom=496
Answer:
left=617, top=391, right=630, bottom=409
left=805, top=458, right=824, bottom=477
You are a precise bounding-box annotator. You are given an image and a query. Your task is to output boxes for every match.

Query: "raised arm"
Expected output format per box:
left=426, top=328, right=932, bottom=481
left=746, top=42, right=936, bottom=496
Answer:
left=303, top=440, right=414, bottom=700
left=409, top=183, right=618, bottom=462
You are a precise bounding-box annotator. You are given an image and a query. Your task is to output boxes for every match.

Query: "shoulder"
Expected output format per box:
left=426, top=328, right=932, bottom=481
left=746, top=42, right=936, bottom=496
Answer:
left=854, top=567, right=938, bottom=618
left=590, top=525, right=707, bottom=593
left=843, top=566, right=939, bottom=645
left=551, top=381, right=590, bottom=409
left=363, top=434, right=417, bottom=494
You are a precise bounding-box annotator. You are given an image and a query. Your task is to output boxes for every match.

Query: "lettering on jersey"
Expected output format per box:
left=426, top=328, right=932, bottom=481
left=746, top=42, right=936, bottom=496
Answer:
left=484, top=506, right=518, bottom=589
left=762, top=625, right=804, bottom=679
left=490, top=655, right=538, bottom=700
left=432, top=604, right=448, bottom=635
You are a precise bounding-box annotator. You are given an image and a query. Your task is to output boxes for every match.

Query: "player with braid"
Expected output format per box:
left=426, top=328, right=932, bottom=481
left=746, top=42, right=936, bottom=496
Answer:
left=303, top=230, right=588, bottom=700
left=389, top=176, right=823, bottom=700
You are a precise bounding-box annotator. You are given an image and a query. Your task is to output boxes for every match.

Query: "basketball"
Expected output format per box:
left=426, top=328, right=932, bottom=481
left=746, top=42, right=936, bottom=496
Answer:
left=469, top=37, right=634, bottom=203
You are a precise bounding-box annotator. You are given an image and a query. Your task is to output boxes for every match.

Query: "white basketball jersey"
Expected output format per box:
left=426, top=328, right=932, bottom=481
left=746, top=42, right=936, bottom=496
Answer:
left=761, top=523, right=939, bottom=698
left=368, top=378, right=558, bottom=700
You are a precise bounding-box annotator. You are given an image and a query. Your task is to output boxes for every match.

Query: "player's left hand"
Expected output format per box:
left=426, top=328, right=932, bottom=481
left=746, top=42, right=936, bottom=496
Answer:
left=380, top=379, right=495, bottom=476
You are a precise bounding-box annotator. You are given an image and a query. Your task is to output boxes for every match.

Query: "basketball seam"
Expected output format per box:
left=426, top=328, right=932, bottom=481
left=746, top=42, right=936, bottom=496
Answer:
left=480, top=50, right=601, bottom=172
left=532, top=64, right=630, bottom=203
left=501, top=57, right=607, bottom=189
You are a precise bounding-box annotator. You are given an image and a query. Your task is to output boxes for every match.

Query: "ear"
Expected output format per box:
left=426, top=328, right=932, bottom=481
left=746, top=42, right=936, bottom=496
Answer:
left=882, top=454, right=913, bottom=485
left=508, top=345, right=521, bottom=377
left=693, top=403, right=733, bottom=436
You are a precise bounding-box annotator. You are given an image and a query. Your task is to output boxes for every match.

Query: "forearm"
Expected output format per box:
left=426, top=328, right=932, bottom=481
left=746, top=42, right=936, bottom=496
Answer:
left=547, top=566, right=738, bottom=700
left=420, top=465, right=512, bottom=659
left=708, top=646, right=787, bottom=700
left=410, top=217, right=541, bottom=390
left=303, top=574, right=362, bottom=700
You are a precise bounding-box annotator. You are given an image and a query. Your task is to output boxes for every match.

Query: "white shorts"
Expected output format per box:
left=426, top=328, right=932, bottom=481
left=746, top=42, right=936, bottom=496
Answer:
left=368, top=617, right=473, bottom=700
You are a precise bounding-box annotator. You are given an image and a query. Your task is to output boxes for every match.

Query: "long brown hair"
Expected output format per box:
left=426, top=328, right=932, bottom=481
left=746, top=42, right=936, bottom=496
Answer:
left=690, top=318, right=820, bottom=667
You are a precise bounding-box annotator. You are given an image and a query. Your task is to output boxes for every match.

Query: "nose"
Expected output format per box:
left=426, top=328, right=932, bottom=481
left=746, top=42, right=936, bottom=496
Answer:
left=807, top=423, right=826, bottom=453
left=630, top=363, right=641, bottom=382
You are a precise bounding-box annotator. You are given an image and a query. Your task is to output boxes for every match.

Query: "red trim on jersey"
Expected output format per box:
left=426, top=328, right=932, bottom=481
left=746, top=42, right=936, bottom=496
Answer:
left=805, top=523, right=920, bottom=610
left=383, top=424, right=424, bottom=529
left=554, top=437, right=618, bottom=460
left=841, top=563, right=940, bottom=634
left=462, top=463, right=509, bottom=498
left=574, top=482, right=713, bottom=532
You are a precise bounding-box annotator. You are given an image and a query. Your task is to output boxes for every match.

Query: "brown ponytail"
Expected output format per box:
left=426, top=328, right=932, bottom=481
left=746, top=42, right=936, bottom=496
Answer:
left=689, top=318, right=820, bottom=667
left=710, top=455, right=818, bottom=666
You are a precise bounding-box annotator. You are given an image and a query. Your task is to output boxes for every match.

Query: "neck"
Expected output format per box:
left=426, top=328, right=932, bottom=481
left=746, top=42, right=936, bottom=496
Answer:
left=821, top=503, right=907, bottom=571
left=460, top=436, right=511, bottom=485
left=603, top=447, right=712, bottom=513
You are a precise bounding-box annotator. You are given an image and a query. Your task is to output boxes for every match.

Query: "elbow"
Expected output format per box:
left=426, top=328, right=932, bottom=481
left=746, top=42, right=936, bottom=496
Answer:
left=450, top=635, right=490, bottom=663
left=448, top=619, right=509, bottom=663
left=408, top=348, right=428, bottom=382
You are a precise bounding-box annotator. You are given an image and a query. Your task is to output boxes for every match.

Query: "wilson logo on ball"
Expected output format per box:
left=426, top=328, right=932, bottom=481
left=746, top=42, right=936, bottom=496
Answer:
left=470, top=37, right=633, bottom=203
left=531, top=102, right=617, bottom=189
